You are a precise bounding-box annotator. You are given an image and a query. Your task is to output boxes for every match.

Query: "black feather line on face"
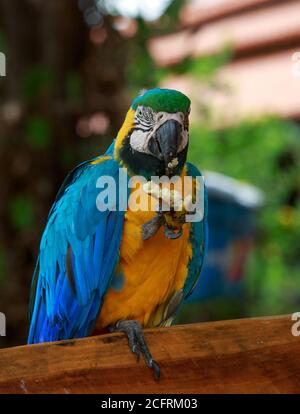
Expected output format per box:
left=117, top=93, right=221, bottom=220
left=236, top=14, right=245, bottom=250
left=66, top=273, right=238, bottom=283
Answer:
left=119, top=133, right=188, bottom=179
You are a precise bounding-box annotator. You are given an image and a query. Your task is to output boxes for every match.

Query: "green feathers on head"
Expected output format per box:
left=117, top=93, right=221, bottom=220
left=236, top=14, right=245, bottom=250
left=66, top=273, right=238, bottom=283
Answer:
left=132, top=88, right=190, bottom=114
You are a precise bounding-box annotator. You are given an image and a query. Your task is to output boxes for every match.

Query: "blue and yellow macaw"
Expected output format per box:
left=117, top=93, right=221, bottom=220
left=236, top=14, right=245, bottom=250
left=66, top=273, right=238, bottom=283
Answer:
left=28, top=88, right=208, bottom=379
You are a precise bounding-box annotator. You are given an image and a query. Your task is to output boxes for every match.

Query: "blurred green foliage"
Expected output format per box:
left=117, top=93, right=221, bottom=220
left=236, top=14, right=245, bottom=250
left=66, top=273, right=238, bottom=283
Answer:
left=26, top=116, right=53, bottom=149
left=188, top=117, right=300, bottom=317
left=126, top=0, right=190, bottom=93
left=23, top=65, right=54, bottom=103
left=0, top=248, right=7, bottom=282
left=65, top=71, right=83, bottom=106
left=126, top=20, right=165, bottom=92
left=9, top=195, right=35, bottom=231
left=169, top=47, right=232, bottom=78
left=127, top=16, right=232, bottom=96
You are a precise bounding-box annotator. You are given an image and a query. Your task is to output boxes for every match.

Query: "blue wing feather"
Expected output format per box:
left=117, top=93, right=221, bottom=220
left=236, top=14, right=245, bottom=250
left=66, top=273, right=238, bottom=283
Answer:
left=28, top=149, right=127, bottom=344
left=183, top=162, right=208, bottom=299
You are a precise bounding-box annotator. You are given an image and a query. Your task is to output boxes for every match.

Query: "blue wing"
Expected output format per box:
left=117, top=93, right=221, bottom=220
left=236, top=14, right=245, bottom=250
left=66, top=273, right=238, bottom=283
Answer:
left=28, top=147, right=126, bottom=343
left=182, top=162, right=208, bottom=299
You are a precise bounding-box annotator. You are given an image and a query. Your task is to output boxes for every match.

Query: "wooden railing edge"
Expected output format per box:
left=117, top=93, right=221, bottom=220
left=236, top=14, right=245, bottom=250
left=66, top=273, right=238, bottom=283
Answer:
left=0, top=314, right=299, bottom=393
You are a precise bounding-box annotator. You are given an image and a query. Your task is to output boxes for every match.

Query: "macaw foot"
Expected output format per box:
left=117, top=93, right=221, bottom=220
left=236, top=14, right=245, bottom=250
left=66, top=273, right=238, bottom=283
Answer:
left=142, top=212, right=183, bottom=241
left=110, top=320, right=160, bottom=380
left=164, top=225, right=183, bottom=239
left=142, top=212, right=165, bottom=241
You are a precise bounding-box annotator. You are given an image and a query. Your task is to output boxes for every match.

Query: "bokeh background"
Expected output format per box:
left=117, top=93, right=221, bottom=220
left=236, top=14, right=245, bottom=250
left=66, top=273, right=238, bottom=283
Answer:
left=1, top=0, right=300, bottom=348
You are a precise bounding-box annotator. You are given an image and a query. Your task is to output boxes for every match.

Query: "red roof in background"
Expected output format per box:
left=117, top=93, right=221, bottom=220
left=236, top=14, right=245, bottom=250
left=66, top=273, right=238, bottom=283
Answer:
left=149, top=0, right=300, bottom=67
left=148, top=30, right=192, bottom=68
left=180, top=0, right=279, bottom=27
left=149, top=0, right=300, bottom=120
left=161, top=48, right=300, bottom=124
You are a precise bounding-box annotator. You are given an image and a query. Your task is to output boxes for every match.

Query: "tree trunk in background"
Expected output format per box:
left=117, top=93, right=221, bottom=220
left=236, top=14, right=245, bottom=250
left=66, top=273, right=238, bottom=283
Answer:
left=0, top=0, right=130, bottom=347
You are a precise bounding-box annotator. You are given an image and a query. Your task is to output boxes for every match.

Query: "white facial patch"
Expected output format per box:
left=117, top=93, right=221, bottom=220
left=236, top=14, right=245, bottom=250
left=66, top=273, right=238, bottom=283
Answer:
left=130, top=129, right=149, bottom=152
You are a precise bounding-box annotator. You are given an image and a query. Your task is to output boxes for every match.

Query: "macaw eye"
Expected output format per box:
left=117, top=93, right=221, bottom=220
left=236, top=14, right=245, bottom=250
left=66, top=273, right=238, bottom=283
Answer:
left=157, top=113, right=164, bottom=122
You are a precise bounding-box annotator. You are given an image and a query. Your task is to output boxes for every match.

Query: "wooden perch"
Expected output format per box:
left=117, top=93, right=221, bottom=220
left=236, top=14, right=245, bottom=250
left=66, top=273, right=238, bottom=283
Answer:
left=0, top=315, right=299, bottom=393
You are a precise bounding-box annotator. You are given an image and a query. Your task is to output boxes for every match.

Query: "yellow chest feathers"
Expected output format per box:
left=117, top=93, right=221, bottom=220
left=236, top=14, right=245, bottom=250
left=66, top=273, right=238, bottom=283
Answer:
left=96, top=205, right=192, bottom=329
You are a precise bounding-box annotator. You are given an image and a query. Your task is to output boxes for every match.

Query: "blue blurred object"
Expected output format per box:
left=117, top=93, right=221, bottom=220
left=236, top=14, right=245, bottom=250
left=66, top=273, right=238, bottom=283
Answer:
left=188, top=171, right=264, bottom=302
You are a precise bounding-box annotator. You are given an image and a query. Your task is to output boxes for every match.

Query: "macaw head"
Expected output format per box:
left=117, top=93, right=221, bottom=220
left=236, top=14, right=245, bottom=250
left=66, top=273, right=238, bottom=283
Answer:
left=114, top=88, right=191, bottom=179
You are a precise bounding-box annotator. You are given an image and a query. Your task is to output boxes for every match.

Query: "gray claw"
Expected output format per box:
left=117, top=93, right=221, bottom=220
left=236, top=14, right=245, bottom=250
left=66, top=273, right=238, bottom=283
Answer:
left=112, top=320, right=160, bottom=380
left=145, top=358, right=160, bottom=381
left=132, top=344, right=140, bottom=362
left=142, top=213, right=165, bottom=240
left=151, top=360, right=161, bottom=381
left=164, top=226, right=183, bottom=239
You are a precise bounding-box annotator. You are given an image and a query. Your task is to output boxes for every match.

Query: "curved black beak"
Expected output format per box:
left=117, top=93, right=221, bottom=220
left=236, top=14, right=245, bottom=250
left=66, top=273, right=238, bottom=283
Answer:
left=148, top=119, right=182, bottom=168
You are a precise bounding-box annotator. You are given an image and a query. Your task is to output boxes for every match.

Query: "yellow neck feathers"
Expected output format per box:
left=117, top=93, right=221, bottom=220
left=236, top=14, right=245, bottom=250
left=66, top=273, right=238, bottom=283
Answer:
left=114, top=108, right=135, bottom=161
